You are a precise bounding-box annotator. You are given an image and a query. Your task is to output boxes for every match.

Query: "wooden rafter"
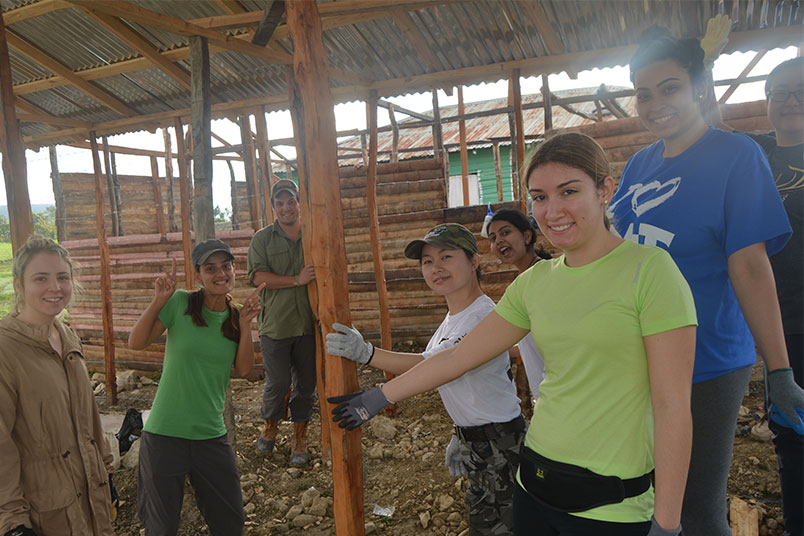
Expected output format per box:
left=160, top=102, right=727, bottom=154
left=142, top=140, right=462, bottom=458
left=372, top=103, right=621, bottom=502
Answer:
left=252, top=1, right=286, bottom=46
left=718, top=49, right=768, bottom=104
left=391, top=10, right=441, bottom=72
left=520, top=1, right=565, bottom=55
left=378, top=98, right=432, bottom=121
left=65, top=0, right=294, bottom=64
left=17, top=112, right=92, bottom=128
left=6, top=30, right=137, bottom=116
left=2, top=0, right=70, bottom=25
left=78, top=9, right=192, bottom=91
left=212, top=0, right=247, bottom=15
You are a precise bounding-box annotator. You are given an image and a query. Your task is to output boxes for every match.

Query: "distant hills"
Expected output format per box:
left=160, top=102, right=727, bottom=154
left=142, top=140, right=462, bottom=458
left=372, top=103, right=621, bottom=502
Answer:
left=0, top=204, right=53, bottom=218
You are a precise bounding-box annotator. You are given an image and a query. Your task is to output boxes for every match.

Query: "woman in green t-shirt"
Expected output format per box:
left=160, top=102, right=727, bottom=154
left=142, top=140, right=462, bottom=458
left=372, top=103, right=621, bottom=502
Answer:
left=329, top=134, right=697, bottom=535
left=128, top=239, right=263, bottom=536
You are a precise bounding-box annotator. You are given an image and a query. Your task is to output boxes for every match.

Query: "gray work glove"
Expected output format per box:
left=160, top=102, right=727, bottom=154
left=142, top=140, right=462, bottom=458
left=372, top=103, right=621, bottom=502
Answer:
left=768, top=368, right=804, bottom=435
left=328, top=386, right=390, bottom=430
left=326, top=322, right=374, bottom=364
left=647, top=516, right=681, bottom=536
left=444, top=434, right=467, bottom=477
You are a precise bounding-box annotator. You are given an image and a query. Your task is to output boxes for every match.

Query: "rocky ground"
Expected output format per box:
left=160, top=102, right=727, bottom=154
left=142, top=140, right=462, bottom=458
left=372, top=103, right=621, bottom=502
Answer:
left=95, top=357, right=787, bottom=536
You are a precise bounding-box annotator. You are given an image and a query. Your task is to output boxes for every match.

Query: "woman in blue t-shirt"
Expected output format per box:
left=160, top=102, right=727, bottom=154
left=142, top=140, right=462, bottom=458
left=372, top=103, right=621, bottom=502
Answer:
left=128, top=240, right=263, bottom=536
left=609, top=29, right=803, bottom=535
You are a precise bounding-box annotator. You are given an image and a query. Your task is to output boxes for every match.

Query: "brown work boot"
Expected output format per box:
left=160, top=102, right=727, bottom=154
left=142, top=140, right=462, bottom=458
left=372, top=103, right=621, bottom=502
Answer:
left=256, top=419, right=279, bottom=454
left=289, top=421, right=309, bottom=466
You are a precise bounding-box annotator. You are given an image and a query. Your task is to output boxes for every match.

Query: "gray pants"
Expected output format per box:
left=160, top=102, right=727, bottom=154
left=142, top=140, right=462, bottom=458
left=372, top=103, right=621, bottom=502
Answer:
left=260, top=334, right=317, bottom=422
left=137, top=431, right=244, bottom=536
left=682, top=364, right=753, bottom=536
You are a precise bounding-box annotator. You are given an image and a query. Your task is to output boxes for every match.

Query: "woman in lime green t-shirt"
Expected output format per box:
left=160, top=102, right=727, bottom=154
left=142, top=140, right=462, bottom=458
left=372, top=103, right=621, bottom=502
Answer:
left=329, top=133, right=697, bottom=535
left=128, top=239, right=264, bottom=536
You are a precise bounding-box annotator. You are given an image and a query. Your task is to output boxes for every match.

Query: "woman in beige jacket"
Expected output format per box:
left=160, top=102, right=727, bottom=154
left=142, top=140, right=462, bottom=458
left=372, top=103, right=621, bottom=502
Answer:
left=0, top=236, right=114, bottom=536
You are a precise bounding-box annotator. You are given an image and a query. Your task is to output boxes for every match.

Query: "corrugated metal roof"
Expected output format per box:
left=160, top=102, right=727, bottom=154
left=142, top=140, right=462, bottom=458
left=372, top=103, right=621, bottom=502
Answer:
left=0, top=0, right=798, bottom=142
left=336, top=87, right=637, bottom=166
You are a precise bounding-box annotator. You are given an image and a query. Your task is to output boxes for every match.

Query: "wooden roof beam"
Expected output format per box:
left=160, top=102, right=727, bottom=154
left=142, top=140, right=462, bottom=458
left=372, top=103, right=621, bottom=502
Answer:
left=718, top=49, right=767, bottom=104
left=17, top=112, right=92, bottom=128
left=78, top=9, right=192, bottom=91
left=391, top=10, right=441, bottom=72
left=6, top=31, right=137, bottom=116
left=212, top=0, right=247, bottom=15
left=377, top=98, right=432, bottom=121
left=520, top=1, right=565, bottom=55
left=65, top=0, right=294, bottom=65
left=251, top=1, right=285, bottom=46
left=2, top=0, right=70, bottom=25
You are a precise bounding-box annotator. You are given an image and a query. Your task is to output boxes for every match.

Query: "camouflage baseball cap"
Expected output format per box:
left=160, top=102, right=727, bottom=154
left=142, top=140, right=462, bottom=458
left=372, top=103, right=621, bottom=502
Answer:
left=271, top=178, right=298, bottom=200
left=404, top=223, right=478, bottom=260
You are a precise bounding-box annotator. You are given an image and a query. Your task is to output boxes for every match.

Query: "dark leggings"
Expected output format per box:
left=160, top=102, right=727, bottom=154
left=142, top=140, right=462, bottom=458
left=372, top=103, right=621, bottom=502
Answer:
left=512, top=484, right=651, bottom=535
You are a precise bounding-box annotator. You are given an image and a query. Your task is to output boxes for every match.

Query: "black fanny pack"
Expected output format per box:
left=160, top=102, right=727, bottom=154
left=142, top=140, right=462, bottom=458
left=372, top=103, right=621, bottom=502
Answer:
left=519, top=446, right=653, bottom=513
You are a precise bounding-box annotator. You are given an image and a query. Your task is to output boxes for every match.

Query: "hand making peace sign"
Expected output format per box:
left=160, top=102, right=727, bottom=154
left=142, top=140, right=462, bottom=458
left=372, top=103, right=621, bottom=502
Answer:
left=239, top=282, right=266, bottom=332
left=154, top=257, right=177, bottom=306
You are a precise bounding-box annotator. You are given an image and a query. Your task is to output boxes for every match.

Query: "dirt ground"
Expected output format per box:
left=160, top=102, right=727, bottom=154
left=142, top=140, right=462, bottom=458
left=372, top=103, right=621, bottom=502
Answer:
left=98, top=357, right=787, bottom=536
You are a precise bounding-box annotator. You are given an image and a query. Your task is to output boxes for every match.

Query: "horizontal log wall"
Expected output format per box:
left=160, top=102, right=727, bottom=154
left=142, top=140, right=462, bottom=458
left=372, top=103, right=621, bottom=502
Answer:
left=61, top=173, right=188, bottom=240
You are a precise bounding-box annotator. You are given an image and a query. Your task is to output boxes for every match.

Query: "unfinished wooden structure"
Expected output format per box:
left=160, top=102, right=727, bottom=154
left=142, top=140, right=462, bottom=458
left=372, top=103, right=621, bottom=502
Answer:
left=0, top=1, right=801, bottom=533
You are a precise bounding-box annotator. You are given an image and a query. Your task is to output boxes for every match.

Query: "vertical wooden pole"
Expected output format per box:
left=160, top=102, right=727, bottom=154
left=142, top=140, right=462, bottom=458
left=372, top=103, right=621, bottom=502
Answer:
left=367, top=91, right=396, bottom=417
left=190, top=36, right=215, bottom=243
left=287, top=65, right=331, bottom=463
left=360, top=134, right=368, bottom=165
left=109, top=151, right=124, bottom=235
left=101, top=137, right=119, bottom=236
left=0, top=9, right=32, bottom=252
left=511, top=70, right=526, bottom=214
left=149, top=156, right=165, bottom=235
left=173, top=118, right=194, bottom=290
left=432, top=88, right=448, bottom=196
left=541, top=74, right=553, bottom=133
left=254, top=106, right=275, bottom=222
left=239, top=115, right=261, bottom=230
left=457, top=86, right=470, bottom=206
left=48, top=146, right=66, bottom=242
left=507, top=112, right=517, bottom=200
left=89, top=132, right=117, bottom=405
left=388, top=103, right=399, bottom=164
left=492, top=141, right=503, bottom=203
left=285, top=2, right=364, bottom=533
left=228, top=160, right=240, bottom=231
left=162, top=127, right=178, bottom=232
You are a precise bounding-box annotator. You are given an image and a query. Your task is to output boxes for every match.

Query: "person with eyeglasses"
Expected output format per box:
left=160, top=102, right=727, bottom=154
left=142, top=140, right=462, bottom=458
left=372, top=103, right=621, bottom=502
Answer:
left=747, top=57, right=803, bottom=536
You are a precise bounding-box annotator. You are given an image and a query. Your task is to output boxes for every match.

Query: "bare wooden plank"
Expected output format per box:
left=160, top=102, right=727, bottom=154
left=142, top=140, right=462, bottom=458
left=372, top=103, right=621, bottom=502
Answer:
left=149, top=156, right=165, bottom=235
left=191, top=36, right=215, bottom=242
left=89, top=132, right=117, bottom=405
left=254, top=106, right=275, bottom=222
left=285, top=2, right=364, bottom=533
left=0, top=9, right=32, bottom=251
left=542, top=74, right=553, bottom=132
left=101, top=136, right=120, bottom=236
left=388, top=103, right=399, bottom=164
left=162, top=127, right=178, bottom=232
left=252, top=0, right=286, bottom=46
left=457, top=85, right=470, bottom=206
left=173, top=118, right=194, bottom=289
left=511, top=70, right=526, bottom=214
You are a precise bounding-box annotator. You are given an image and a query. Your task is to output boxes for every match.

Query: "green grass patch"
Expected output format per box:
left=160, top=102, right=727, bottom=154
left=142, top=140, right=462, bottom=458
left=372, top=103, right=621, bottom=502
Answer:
left=0, top=242, right=13, bottom=317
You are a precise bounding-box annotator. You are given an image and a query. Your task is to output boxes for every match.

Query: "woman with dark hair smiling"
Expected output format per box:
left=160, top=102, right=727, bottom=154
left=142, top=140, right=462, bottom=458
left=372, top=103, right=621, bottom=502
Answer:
left=609, top=29, right=802, bottom=535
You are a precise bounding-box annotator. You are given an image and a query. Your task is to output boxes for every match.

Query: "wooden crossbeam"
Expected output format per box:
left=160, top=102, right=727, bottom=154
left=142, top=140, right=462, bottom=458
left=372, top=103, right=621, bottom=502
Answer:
left=66, top=0, right=294, bottom=64
left=252, top=1, right=285, bottom=46
left=520, top=1, right=565, bottom=55
left=378, top=98, right=432, bottom=121
left=17, top=112, right=92, bottom=128
left=6, top=30, right=137, bottom=116
left=2, top=0, right=70, bottom=25
left=78, top=9, right=193, bottom=91
left=391, top=10, right=441, bottom=72
left=718, top=49, right=767, bottom=104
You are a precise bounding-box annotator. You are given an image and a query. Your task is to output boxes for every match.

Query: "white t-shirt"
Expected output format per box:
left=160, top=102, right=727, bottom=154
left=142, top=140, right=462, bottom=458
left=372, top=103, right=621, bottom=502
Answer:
left=518, top=334, right=545, bottom=400
left=422, top=295, right=521, bottom=427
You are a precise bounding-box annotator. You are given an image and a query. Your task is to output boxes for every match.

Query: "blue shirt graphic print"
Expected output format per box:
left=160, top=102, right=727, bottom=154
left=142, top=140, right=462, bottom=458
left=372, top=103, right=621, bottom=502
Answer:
left=609, top=128, right=791, bottom=383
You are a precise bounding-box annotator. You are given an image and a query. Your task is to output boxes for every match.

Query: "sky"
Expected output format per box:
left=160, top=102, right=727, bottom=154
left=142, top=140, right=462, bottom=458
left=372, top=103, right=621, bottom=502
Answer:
left=0, top=46, right=798, bottom=210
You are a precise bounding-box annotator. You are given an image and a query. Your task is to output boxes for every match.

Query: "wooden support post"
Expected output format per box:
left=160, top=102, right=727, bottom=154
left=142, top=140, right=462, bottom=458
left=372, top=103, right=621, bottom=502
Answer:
left=109, top=151, right=124, bottom=235
left=173, top=117, right=194, bottom=290
left=367, top=90, right=395, bottom=417
left=190, top=36, right=215, bottom=242
left=286, top=65, right=331, bottom=462
left=360, top=133, right=368, bottom=166
left=149, top=156, right=166, bottom=235
left=511, top=70, right=526, bottom=214
left=239, top=115, right=261, bottom=230
left=541, top=74, right=553, bottom=133
left=162, top=127, right=178, bottom=232
left=254, top=106, right=275, bottom=222
left=431, top=88, right=448, bottom=195
left=507, top=111, right=517, bottom=201
left=0, top=8, right=32, bottom=251
left=285, top=2, right=364, bottom=533
left=457, top=86, right=470, bottom=206
left=48, top=145, right=66, bottom=242
left=101, top=137, right=119, bottom=236
left=89, top=132, right=117, bottom=405
left=492, top=141, right=503, bottom=203
left=228, top=160, right=239, bottom=230
left=388, top=103, right=399, bottom=163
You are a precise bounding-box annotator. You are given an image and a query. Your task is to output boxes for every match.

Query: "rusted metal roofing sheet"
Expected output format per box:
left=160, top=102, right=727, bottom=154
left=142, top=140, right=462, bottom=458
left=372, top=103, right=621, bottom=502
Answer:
left=0, top=0, right=798, bottom=140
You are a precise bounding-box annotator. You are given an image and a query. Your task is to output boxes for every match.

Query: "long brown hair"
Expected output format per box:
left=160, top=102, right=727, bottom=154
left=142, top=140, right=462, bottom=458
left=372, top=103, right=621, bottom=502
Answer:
left=185, top=288, right=241, bottom=343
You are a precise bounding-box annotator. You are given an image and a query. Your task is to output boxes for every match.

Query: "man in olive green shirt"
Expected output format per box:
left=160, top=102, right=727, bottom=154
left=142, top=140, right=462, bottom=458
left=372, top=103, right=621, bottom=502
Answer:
left=247, top=179, right=316, bottom=465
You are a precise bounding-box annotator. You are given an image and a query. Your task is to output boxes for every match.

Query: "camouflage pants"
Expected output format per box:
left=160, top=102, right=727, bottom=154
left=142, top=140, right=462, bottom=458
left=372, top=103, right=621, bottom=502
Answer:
left=458, top=427, right=525, bottom=536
